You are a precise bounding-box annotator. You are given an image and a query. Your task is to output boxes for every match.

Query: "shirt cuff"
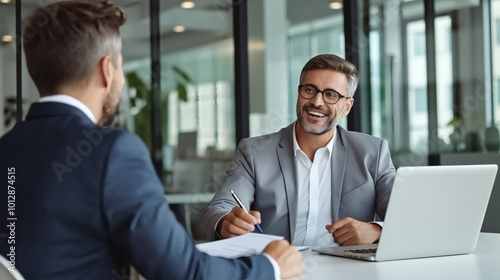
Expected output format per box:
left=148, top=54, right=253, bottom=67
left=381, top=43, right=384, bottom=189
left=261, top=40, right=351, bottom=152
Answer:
left=213, top=213, right=230, bottom=239
left=370, top=221, right=384, bottom=228
left=262, top=253, right=281, bottom=280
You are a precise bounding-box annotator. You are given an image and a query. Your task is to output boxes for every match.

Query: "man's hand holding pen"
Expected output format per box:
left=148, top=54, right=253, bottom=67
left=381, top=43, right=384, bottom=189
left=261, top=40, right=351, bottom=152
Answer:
left=217, top=190, right=264, bottom=238
left=217, top=207, right=263, bottom=238
left=217, top=190, right=304, bottom=279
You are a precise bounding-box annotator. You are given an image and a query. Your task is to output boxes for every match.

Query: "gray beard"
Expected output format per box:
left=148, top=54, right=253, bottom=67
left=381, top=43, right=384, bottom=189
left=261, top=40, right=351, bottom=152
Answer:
left=297, top=116, right=337, bottom=135
left=296, top=105, right=338, bottom=135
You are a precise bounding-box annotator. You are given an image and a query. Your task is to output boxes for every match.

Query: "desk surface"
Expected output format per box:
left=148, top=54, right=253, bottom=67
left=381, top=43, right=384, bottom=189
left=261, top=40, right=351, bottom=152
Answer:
left=296, top=233, right=500, bottom=280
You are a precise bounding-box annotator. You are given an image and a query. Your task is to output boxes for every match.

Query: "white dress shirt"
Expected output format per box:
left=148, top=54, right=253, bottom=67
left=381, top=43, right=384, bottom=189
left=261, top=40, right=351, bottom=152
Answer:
left=292, top=123, right=337, bottom=248
left=39, top=94, right=97, bottom=124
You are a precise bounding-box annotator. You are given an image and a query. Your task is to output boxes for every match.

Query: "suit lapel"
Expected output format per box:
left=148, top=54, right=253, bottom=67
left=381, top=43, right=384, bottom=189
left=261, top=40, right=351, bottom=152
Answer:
left=277, top=124, right=298, bottom=240
left=331, top=127, right=347, bottom=221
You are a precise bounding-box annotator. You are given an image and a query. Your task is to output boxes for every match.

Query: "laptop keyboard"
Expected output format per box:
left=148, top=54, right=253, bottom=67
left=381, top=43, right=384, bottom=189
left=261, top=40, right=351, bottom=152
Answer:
left=346, top=248, right=377, bottom=254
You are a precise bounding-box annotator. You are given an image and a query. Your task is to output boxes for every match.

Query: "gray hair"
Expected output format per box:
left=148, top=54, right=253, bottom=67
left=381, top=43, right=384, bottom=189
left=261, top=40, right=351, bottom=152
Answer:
left=299, top=54, right=359, bottom=97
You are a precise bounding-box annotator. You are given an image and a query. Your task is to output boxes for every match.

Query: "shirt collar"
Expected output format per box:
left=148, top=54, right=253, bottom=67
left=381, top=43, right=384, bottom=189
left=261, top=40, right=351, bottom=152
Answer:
left=38, top=95, right=97, bottom=124
left=293, top=121, right=335, bottom=158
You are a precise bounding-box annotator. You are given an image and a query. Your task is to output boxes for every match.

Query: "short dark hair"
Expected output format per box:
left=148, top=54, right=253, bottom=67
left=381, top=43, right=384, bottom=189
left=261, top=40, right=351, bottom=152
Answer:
left=22, top=0, right=126, bottom=96
left=299, top=54, right=359, bottom=97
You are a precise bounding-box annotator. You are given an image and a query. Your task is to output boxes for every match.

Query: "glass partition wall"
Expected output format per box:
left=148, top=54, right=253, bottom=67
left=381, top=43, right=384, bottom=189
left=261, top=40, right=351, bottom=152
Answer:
left=247, top=0, right=346, bottom=136
left=492, top=0, right=500, bottom=129
left=360, top=0, right=492, bottom=165
left=0, top=0, right=34, bottom=135
left=0, top=1, right=15, bottom=136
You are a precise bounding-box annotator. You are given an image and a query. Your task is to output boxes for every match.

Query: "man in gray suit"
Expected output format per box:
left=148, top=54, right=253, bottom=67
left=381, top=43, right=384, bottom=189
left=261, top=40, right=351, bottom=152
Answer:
left=204, top=54, right=396, bottom=248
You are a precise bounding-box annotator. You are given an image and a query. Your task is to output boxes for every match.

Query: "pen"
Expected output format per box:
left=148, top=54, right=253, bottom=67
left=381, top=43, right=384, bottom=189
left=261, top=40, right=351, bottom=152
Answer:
left=230, top=190, right=264, bottom=233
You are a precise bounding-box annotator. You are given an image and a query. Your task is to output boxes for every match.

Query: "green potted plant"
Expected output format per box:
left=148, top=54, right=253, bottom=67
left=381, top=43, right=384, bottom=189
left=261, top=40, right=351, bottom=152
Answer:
left=125, top=65, right=193, bottom=150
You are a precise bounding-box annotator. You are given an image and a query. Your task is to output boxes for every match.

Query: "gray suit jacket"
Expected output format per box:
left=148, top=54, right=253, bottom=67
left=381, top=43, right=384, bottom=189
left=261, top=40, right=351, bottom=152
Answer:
left=203, top=123, right=396, bottom=242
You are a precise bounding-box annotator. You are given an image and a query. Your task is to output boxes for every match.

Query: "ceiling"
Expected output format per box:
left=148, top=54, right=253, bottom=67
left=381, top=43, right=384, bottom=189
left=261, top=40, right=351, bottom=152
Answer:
left=0, top=0, right=482, bottom=62
left=0, top=0, right=345, bottom=61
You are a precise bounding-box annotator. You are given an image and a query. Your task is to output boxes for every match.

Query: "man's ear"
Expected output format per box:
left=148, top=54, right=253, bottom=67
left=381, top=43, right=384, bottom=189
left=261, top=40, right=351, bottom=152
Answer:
left=99, top=55, right=114, bottom=92
left=341, top=98, right=354, bottom=117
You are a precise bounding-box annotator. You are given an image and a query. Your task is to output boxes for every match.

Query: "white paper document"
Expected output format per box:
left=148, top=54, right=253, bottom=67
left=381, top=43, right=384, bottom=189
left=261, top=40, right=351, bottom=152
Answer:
left=196, top=233, right=284, bottom=258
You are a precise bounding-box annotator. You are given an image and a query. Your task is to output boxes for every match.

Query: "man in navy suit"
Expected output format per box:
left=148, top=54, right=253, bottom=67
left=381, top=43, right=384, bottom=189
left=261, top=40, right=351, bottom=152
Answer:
left=0, top=0, right=303, bottom=279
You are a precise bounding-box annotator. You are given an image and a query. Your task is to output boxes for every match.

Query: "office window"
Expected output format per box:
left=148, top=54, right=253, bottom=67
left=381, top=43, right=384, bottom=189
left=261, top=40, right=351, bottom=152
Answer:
left=497, top=19, right=500, bottom=45
left=370, top=29, right=382, bottom=139
left=415, top=87, right=427, bottom=113
left=246, top=1, right=346, bottom=137
left=1, top=2, right=31, bottom=136
left=167, top=80, right=234, bottom=158
left=161, top=40, right=235, bottom=158
left=497, top=79, right=500, bottom=105
left=492, top=1, right=500, bottom=132
left=414, top=31, right=426, bottom=56
left=493, top=78, right=500, bottom=105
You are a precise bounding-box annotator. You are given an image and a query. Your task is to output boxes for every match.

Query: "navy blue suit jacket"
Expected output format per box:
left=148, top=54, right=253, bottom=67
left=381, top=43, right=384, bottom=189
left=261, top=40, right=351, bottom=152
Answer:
left=0, top=102, right=273, bottom=279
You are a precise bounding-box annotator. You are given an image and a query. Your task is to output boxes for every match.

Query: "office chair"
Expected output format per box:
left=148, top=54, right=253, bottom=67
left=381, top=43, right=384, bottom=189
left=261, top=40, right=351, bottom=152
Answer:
left=0, top=254, right=24, bottom=280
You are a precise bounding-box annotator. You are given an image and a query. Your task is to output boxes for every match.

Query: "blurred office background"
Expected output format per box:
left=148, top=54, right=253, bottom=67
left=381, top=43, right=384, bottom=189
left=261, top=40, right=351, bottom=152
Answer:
left=1, top=0, right=500, bottom=240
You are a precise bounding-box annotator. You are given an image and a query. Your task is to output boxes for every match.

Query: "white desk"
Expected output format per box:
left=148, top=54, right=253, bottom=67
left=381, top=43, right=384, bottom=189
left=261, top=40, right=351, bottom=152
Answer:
left=296, top=233, right=500, bottom=280
left=165, top=193, right=214, bottom=236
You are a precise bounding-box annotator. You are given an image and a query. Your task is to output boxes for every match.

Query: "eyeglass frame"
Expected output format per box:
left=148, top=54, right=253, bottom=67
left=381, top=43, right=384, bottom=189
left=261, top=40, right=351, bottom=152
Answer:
left=298, top=84, right=351, bottom=105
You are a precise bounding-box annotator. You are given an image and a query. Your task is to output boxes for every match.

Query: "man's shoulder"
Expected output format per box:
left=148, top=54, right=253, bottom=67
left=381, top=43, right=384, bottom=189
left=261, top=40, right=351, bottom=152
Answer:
left=64, top=124, right=140, bottom=150
left=92, top=126, right=141, bottom=142
left=83, top=126, right=148, bottom=157
left=239, top=125, right=292, bottom=150
left=338, top=126, right=386, bottom=146
left=244, top=129, right=282, bottom=143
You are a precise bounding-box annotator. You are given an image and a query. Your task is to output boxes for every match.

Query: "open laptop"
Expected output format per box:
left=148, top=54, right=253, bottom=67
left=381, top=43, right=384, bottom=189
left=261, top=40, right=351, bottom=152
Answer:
left=312, top=164, right=498, bottom=261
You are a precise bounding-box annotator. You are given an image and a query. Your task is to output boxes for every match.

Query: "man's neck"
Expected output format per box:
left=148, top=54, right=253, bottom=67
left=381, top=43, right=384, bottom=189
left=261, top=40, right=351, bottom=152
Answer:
left=295, top=122, right=335, bottom=161
left=54, top=85, right=103, bottom=123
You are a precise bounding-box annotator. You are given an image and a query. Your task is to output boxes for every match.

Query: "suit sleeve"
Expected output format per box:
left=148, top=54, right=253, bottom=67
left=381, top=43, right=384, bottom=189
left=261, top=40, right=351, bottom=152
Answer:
left=374, top=139, right=396, bottom=220
left=203, top=138, right=257, bottom=240
left=102, top=132, right=274, bottom=280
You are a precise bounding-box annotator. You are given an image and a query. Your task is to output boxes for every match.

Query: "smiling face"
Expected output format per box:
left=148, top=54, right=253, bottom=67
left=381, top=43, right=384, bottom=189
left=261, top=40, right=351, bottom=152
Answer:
left=296, top=69, right=354, bottom=136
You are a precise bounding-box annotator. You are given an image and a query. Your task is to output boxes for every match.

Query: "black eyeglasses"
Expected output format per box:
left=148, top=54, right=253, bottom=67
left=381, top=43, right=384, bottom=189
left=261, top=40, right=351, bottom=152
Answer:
left=298, top=84, right=350, bottom=105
